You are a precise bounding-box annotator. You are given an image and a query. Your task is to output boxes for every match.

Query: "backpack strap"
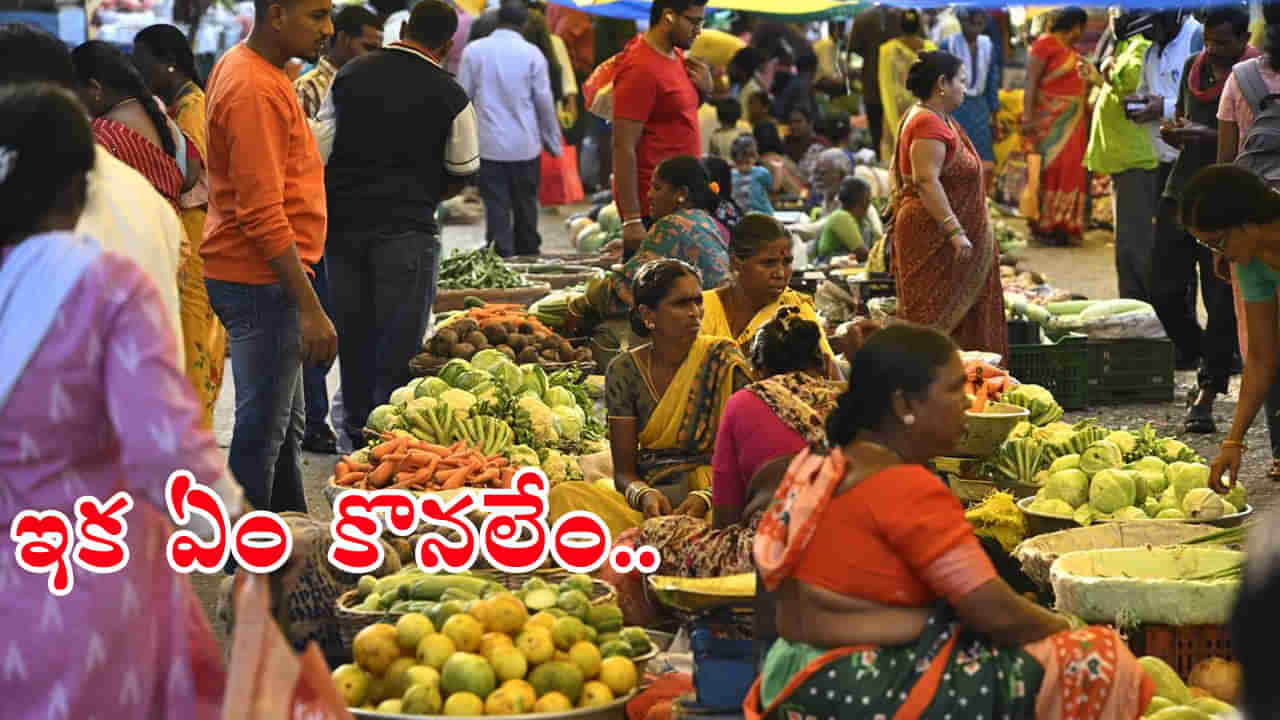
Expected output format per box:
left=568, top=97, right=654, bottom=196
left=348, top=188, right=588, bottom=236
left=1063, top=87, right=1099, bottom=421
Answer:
left=1234, top=58, right=1270, bottom=115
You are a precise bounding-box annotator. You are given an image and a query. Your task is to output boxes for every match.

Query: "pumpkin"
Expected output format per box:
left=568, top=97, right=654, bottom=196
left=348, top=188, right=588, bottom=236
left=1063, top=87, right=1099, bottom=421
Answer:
left=1187, top=657, right=1242, bottom=703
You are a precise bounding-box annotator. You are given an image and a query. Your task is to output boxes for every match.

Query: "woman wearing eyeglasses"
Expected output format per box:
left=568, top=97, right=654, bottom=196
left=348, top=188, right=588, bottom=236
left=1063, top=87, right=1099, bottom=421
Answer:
left=1181, top=164, right=1280, bottom=493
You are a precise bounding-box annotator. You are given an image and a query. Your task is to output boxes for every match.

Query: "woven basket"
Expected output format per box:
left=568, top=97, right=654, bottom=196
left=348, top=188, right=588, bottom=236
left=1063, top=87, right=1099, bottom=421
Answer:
left=335, top=588, right=404, bottom=652
left=1012, top=521, right=1223, bottom=593
left=506, top=253, right=619, bottom=270
left=433, top=282, right=553, bottom=313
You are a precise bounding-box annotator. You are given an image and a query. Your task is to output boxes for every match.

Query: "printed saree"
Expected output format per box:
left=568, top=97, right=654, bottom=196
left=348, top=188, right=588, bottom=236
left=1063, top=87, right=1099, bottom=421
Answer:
left=169, top=83, right=227, bottom=428
left=1026, top=34, right=1088, bottom=239
left=747, top=450, right=1153, bottom=720
left=638, top=372, right=842, bottom=577
left=548, top=335, right=750, bottom=538
left=890, top=108, right=1008, bottom=358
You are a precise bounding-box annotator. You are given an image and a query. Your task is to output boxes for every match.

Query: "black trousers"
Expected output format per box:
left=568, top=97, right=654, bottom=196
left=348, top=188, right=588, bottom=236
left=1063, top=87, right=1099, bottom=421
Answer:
left=1152, top=196, right=1239, bottom=392
left=325, top=226, right=439, bottom=447
left=865, top=101, right=885, bottom=159
left=479, top=158, right=542, bottom=257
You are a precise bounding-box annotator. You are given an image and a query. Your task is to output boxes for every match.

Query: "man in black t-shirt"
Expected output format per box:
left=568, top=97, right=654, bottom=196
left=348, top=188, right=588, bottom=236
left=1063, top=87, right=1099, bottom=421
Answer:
left=312, top=0, right=480, bottom=451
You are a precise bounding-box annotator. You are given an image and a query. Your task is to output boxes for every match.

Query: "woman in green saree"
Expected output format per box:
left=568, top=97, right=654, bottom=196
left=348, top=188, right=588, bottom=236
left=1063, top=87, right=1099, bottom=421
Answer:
left=548, top=259, right=752, bottom=539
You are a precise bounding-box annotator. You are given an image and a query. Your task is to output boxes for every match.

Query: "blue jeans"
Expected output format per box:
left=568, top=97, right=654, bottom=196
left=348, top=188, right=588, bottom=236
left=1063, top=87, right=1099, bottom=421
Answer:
left=326, top=227, right=440, bottom=448
left=206, top=279, right=308, bottom=513
left=479, top=158, right=542, bottom=257
left=303, top=258, right=333, bottom=433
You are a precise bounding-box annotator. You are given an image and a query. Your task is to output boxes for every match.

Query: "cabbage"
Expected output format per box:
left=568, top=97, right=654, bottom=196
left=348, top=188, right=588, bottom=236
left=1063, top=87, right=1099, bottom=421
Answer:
left=1156, top=508, right=1186, bottom=519
left=472, top=381, right=497, bottom=404
left=1044, top=469, right=1089, bottom=508
left=1157, top=438, right=1199, bottom=464
left=439, top=358, right=472, bottom=386
left=416, top=377, right=450, bottom=399
left=1155, top=486, right=1180, bottom=515
left=1008, top=421, right=1034, bottom=441
left=1182, top=487, right=1226, bottom=520
left=1112, top=506, right=1148, bottom=521
left=1225, top=482, right=1248, bottom=511
left=1167, top=461, right=1210, bottom=501
left=1048, top=454, right=1080, bottom=473
left=1080, top=440, right=1124, bottom=475
left=1129, top=469, right=1148, bottom=506
left=1029, top=498, right=1074, bottom=517
left=1222, top=500, right=1239, bottom=516
left=1073, top=505, right=1098, bottom=526
left=1105, top=430, right=1138, bottom=458
left=454, top=370, right=489, bottom=391
left=551, top=405, right=584, bottom=442
left=545, top=385, right=576, bottom=409
left=491, top=360, right=524, bottom=394
left=389, top=385, right=416, bottom=406
left=1127, top=456, right=1169, bottom=496
left=597, top=202, right=622, bottom=233
left=1143, top=496, right=1160, bottom=517
left=471, top=348, right=507, bottom=374
left=367, top=404, right=401, bottom=432
left=1089, top=469, right=1136, bottom=514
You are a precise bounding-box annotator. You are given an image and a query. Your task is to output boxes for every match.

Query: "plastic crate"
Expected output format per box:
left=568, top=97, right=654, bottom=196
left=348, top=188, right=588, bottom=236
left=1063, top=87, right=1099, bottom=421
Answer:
left=1126, top=624, right=1234, bottom=681
left=1086, top=339, right=1176, bottom=405
left=1008, top=319, right=1040, bottom=346
left=1007, top=335, right=1089, bottom=410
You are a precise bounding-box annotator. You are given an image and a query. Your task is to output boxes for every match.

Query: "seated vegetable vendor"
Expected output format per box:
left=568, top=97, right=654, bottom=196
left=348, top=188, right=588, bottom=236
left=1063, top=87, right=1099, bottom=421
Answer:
left=747, top=323, right=1153, bottom=720
left=548, top=259, right=751, bottom=539
left=577, top=157, right=730, bottom=322
left=636, top=305, right=843, bottom=577
left=701, top=213, right=840, bottom=378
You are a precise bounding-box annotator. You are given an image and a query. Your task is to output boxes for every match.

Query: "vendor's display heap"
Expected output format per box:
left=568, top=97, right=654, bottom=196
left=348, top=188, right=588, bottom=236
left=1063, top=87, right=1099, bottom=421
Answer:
left=439, top=249, right=537, bottom=292
left=414, top=305, right=593, bottom=369
left=353, top=357, right=606, bottom=487
left=1005, top=296, right=1165, bottom=341
left=1139, top=656, right=1242, bottom=719
left=333, top=570, right=645, bottom=714
left=567, top=203, right=623, bottom=254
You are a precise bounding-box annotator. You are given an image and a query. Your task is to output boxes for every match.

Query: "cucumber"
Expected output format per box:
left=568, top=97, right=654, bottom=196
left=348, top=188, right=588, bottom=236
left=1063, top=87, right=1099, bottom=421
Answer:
left=410, top=575, right=494, bottom=601
left=1022, top=303, right=1052, bottom=326
left=1044, top=300, right=1097, bottom=316
left=1078, top=298, right=1154, bottom=323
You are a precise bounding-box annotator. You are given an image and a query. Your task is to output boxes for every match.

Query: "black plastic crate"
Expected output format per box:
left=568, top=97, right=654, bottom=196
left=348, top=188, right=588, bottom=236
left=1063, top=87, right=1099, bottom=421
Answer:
left=1007, top=335, right=1089, bottom=410
left=1008, top=319, right=1040, bottom=346
left=1086, top=339, right=1176, bottom=405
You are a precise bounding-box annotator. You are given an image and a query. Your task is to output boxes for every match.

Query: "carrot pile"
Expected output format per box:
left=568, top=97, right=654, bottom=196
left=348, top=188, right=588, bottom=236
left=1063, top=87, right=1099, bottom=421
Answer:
left=334, top=433, right=516, bottom=492
left=965, top=361, right=1017, bottom=411
left=449, top=304, right=557, bottom=337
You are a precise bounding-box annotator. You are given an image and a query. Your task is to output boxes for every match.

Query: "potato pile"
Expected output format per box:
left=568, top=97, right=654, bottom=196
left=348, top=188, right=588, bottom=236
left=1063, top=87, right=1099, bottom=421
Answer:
left=417, top=306, right=592, bottom=369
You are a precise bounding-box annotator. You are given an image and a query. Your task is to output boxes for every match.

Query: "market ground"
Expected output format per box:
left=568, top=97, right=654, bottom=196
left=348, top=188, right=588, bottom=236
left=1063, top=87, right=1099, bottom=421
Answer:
left=193, top=210, right=1279, bottom=645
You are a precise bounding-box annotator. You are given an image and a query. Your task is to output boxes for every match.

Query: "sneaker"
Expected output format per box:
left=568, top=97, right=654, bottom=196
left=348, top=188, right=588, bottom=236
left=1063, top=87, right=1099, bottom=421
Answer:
left=302, top=425, right=338, bottom=454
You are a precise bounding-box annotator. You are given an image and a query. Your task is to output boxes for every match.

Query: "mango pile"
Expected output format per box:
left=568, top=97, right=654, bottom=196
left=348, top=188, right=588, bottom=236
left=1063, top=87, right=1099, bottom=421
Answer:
left=1139, top=656, right=1239, bottom=719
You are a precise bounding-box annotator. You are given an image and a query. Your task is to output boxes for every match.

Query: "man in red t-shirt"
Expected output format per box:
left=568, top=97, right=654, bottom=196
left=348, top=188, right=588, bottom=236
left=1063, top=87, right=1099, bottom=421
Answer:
left=612, top=0, right=712, bottom=256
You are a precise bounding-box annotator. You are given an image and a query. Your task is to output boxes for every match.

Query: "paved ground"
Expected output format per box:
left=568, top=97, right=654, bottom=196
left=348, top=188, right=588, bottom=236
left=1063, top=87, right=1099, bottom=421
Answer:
left=195, top=206, right=1278, bottom=646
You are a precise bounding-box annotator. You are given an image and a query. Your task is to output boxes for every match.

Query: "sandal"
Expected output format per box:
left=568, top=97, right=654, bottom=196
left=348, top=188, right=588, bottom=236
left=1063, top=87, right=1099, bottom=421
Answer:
left=1184, top=403, right=1216, bottom=434
left=1270, top=459, right=1280, bottom=483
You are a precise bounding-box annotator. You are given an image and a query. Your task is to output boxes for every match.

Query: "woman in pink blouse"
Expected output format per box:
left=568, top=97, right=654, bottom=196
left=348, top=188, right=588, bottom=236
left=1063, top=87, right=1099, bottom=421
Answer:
left=0, top=83, right=243, bottom=718
left=636, top=306, right=844, bottom=577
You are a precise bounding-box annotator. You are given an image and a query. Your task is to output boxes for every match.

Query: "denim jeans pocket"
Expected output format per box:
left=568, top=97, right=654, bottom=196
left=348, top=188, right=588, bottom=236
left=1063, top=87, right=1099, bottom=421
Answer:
left=206, top=279, right=260, bottom=342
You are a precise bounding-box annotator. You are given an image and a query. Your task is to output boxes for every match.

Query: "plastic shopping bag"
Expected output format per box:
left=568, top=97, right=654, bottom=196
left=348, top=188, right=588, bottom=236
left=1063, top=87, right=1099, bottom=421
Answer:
left=221, top=572, right=354, bottom=720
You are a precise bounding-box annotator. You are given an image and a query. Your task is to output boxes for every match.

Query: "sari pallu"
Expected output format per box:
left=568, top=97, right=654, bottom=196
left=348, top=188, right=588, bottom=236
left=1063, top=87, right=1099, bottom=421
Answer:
left=547, top=336, right=750, bottom=539
left=701, top=289, right=837, bottom=374
left=1026, top=35, right=1088, bottom=238
left=745, top=604, right=1153, bottom=720
left=890, top=109, right=1008, bottom=358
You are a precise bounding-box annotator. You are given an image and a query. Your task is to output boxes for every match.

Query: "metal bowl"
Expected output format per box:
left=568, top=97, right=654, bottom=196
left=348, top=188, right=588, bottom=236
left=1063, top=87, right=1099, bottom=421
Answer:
left=952, top=402, right=1030, bottom=458
left=1017, top=496, right=1255, bottom=538
left=351, top=689, right=637, bottom=720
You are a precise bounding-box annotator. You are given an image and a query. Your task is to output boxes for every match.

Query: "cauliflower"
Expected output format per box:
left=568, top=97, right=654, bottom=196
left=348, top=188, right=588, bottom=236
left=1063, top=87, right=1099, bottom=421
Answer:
left=407, top=396, right=438, bottom=414
left=540, top=449, right=582, bottom=485
left=517, top=395, right=558, bottom=445
left=552, top=404, right=585, bottom=443
left=439, top=388, right=477, bottom=421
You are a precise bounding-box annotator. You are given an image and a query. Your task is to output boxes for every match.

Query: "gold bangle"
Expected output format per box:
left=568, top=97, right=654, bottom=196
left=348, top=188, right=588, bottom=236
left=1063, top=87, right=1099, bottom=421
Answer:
left=1220, top=440, right=1248, bottom=451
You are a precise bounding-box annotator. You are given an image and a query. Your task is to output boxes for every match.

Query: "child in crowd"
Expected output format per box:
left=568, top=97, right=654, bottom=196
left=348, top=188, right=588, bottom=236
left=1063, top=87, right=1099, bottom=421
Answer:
left=710, top=98, right=749, bottom=160
left=730, top=134, right=777, bottom=215
left=817, top=176, right=881, bottom=262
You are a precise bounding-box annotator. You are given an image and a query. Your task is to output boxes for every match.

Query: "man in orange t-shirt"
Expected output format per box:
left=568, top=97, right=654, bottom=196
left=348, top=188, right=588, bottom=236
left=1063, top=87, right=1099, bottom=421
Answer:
left=203, top=0, right=337, bottom=513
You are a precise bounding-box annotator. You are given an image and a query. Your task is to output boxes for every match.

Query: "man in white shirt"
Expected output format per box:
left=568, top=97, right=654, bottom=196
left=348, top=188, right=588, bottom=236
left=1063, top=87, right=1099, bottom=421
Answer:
left=1130, top=10, right=1203, bottom=368
left=1, top=24, right=185, bottom=366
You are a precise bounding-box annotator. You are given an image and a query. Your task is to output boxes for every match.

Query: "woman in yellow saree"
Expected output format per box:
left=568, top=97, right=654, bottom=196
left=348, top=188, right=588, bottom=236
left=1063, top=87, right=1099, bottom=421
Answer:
left=133, top=25, right=227, bottom=427
left=701, top=214, right=839, bottom=378
left=879, top=10, right=936, bottom=162
left=548, top=260, right=752, bottom=540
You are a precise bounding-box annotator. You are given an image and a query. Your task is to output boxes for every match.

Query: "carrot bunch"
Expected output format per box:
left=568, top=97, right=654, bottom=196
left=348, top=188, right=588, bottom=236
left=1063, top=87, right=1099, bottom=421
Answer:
left=455, top=304, right=556, bottom=337
left=334, top=433, right=516, bottom=492
left=965, top=362, right=1018, bottom=411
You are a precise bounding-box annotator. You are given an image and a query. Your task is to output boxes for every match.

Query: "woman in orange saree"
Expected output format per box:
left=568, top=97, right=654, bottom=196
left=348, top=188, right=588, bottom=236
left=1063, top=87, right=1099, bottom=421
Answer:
left=890, top=52, right=1007, bottom=358
left=1022, top=8, right=1090, bottom=245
